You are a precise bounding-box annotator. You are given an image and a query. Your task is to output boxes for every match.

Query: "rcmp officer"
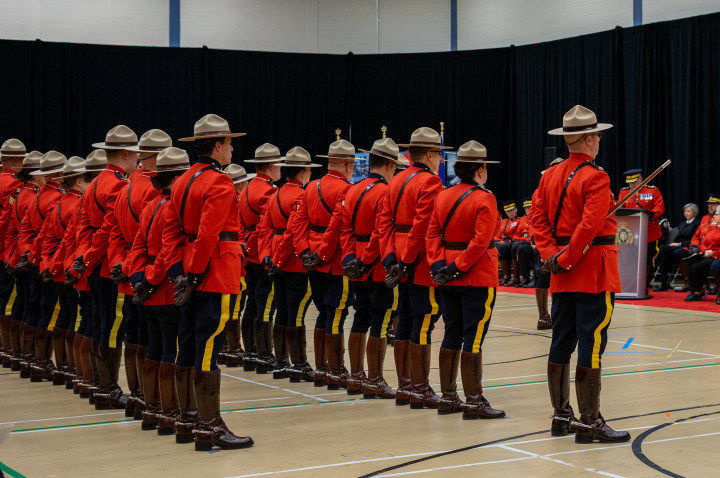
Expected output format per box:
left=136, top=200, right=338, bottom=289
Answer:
left=513, top=198, right=535, bottom=287
left=107, top=129, right=170, bottom=418
left=21, top=151, right=67, bottom=382
left=427, top=140, right=505, bottom=419
left=617, top=169, right=665, bottom=288
left=289, top=140, right=356, bottom=389
left=168, top=114, right=253, bottom=450
left=258, top=148, right=317, bottom=383
left=71, top=125, right=139, bottom=409
left=238, top=143, right=281, bottom=373
left=340, top=138, right=400, bottom=398
left=0, top=139, right=26, bottom=369
left=673, top=194, right=720, bottom=292
left=534, top=105, right=629, bottom=443
left=496, top=200, right=520, bottom=285
left=6, top=151, right=44, bottom=378
left=378, top=127, right=449, bottom=409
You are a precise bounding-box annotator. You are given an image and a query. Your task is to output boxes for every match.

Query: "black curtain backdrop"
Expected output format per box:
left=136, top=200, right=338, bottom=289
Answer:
left=0, top=12, right=718, bottom=224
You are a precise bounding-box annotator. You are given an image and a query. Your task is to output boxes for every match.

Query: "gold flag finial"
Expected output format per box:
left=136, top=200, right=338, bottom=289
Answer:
left=335, top=128, right=341, bottom=140
left=381, top=125, right=387, bottom=139
left=440, top=121, right=444, bottom=133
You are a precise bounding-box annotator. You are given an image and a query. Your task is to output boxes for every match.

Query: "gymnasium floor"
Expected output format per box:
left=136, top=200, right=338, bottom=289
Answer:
left=1, top=291, right=718, bottom=477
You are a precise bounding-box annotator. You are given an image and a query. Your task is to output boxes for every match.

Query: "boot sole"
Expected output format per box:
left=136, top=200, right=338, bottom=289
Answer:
left=195, top=441, right=213, bottom=452
left=551, top=427, right=570, bottom=436
left=157, top=427, right=174, bottom=436
left=395, top=399, right=410, bottom=406
left=347, top=389, right=363, bottom=395
left=575, top=432, right=631, bottom=443
left=176, top=434, right=194, bottom=444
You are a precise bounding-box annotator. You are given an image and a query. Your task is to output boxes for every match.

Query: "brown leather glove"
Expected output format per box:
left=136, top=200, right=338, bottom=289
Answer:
left=384, top=263, right=405, bottom=288
left=40, top=268, right=54, bottom=283
left=110, top=264, right=129, bottom=285
left=541, top=252, right=567, bottom=274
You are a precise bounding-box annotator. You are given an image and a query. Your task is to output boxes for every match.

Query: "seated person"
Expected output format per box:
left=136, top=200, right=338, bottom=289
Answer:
left=496, top=200, right=520, bottom=285
left=653, top=203, right=700, bottom=291
left=514, top=198, right=535, bottom=287
left=684, top=209, right=720, bottom=301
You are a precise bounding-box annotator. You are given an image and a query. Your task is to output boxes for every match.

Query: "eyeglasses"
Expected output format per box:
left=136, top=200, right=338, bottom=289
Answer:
left=587, top=132, right=603, bottom=140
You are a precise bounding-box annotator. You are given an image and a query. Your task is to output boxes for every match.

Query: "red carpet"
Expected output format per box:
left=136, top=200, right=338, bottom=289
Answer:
left=497, top=286, right=720, bottom=313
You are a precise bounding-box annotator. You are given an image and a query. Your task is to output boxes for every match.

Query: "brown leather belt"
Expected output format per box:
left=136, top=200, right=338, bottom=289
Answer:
left=188, top=231, right=239, bottom=243
left=442, top=239, right=496, bottom=251
left=310, top=224, right=327, bottom=234
left=396, top=224, right=412, bottom=233
left=245, top=224, right=256, bottom=232
left=274, top=228, right=286, bottom=236
left=556, top=235, right=615, bottom=246
left=355, top=234, right=371, bottom=243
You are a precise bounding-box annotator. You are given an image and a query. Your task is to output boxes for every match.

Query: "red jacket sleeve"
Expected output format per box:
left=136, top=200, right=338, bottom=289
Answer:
left=317, top=189, right=348, bottom=262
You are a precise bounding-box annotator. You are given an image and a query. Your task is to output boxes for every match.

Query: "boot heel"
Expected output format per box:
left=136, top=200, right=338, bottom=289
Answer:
left=272, top=370, right=286, bottom=379
left=194, top=437, right=213, bottom=452
left=326, top=383, right=339, bottom=391
left=30, top=375, right=43, bottom=382
left=157, top=426, right=174, bottom=436
left=53, top=373, right=66, bottom=386
left=363, top=393, right=376, bottom=399
left=314, top=379, right=325, bottom=387
left=289, top=376, right=301, bottom=383
left=125, top=404, right=135, bottom=418
left=347, top=388, right=362, bottom=395
left=409, top=401, right=424, bottom=410
left=551, top=426, right=569, bottom=437
left=395, top=398, right=410, bottom=406
left=575, top=430, right=594, bottom=443
left=176, top=433, right=194, bottom=444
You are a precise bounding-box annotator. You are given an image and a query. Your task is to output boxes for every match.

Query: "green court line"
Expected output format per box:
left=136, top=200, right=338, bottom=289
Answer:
left=7, top=363, right=718, bottom=435
left=0, top=461, right=26, bottom=478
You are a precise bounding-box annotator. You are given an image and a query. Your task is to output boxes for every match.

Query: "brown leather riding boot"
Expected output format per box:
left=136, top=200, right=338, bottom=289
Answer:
left=574, top=366, right=630, bottom=443
left=536, top=289, right=552, bottom=329
left=504, top=261, right=520, bottom=287
left=461, top=351, right=505, bottom=419
left=0, top=315, right=12, bottom=368
left=675, top=263, right=689, bottom=292
left=499, top=260, right=511, bottom=286
left=31, top=327, right=55, bottom=382
left=124, top=343, right=143, bottom=418
left=158, top=361, right=179, bottom=436
left=142, top=359, right=161, bottom=430
left=63, top=330, right=76, bottom=388
left=272, top=323, right=290, bottom=379
left=51, top=328, right=69, bottom=385
left=241, top=316, right=257, bottom=371
left=224, top=319, right=243, bottom=367
left=437, top=348, right=463, bottom=415
left=20, top=324, right=36, bottom=378
left=77, top=335, right=94, bottom=397
left=409, top=343, right=440, bottom=409
left=547, top=362, right=580, bottom=435
left=133, top=345, right=147, bottom=419
left=313, top=327, right=328, bottom=387
left=86, top=340, right=101, bottom=403
left=346, top=332, right=367, bottom=395
left=326, top=333, right=349, bottom=390
left=287, top=326, right=314, bottom=383
left=254, top=319, right=276, bottom=374
left=363, top=336, right=395, bottom=399
left=714, top=277, right=720, bottom=304
left=9, top=319, right=23, bottom=371
left=71, top=332, right=84, bottom=393
left=95, top=346, right=127, bottom=410
left=174, top=365, right=198, bottom=444
left=394, top=339, right=412, bottom=405
left=193, top=369, right=253, bottom=451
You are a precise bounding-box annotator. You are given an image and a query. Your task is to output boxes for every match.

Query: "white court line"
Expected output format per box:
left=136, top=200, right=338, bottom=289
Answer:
left=222, top=373, right=330, bottom=402
left=0, top=411, right=124, bottom=426
left=221, top=396, right=292, bottom=405
left=490, top=324, right=720, bottom=358
left=12, top=420, right=136, bottom=434
left=230, top=414, right=720, bottom=478
left=497, top=444, right=578, bottom=469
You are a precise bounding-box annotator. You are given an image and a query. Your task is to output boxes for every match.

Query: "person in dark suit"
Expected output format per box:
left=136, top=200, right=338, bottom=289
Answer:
left=653, top=203, right=700, bottom=291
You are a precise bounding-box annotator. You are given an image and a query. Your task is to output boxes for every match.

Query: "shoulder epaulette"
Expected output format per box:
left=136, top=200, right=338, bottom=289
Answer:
left=621, top=186, right=630, bottom=190
left=646, top=184, right=657, bottom=189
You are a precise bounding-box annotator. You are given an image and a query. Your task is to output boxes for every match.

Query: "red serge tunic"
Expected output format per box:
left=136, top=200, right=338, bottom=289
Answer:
left=340, top=173, right=388, bottom=282
left=426, top=182, right=500, bottom=287
left=258, top=179, right=306, bottom=274
left=41, top=190, right=82, bottom=281
left=4, top=185, right=37, bottom=267
left=532, top=153, right=621, bottom=294
left=0, top=170, right=21, bottom=263
left=616, top=184, right=665, bottom=242
left=377, top=163, right=444, bottom=287
left=20, top=182, right=63, bottom=267
left=238, top=174, right=277, bottom=265
left=495, top=217, right=520, bottom=241
left=290, top=171, right=352, bottom=276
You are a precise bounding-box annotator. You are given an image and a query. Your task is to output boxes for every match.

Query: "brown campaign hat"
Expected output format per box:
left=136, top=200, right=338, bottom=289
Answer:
left=92, top=125, right=139, bottom=150
left=147, top=147, right=191, bottom=173
left=541, top=157, right=565, bottom=175
left=179, top=114, right=246, bottom=142
left=21, top=151, right=43, bottom=171
left=224, top=164, right=256, bottom=183
left=317, top=140, right=356, bottom=162
left=0, top=139, right=28, bottom=158
left=76, top=149, right=108, bottom=173
left=277, top=146, right=321, bottom=168
left=397, top=127, right=452, bottom=150
left=451, top=140, right=499, bottom=164
left=127, top=129, right=172, bottom=156
left=245, top=143, right=283, bottom=164
left=30, top=150, right=67, bottom=176
left=548, top=105, right=613, bottom=136
left=359, top=137, right=400, bottom=163
left=61, top=156, right=86, bottom=179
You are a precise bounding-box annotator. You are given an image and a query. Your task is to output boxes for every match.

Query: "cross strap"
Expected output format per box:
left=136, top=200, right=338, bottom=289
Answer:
left=441, top=185, right=481, bottom=244
left=92, top=178, right=106, bottom=215
left=245, top=183, right=261, bottom=216
left=552, top=162, right=592, bottom=239
left=179, top=166, right=212, bottom=229
left=127, top=181, right=140, bottom=223
left=36, top=191, right=46, bottom=221
left=316, top=179, right=333, bottom=215
left=392, top=169, right=427, bottom=225
left=351, top=179, right=382, bottom=236
left=145, top=198, right=169, bottom=254
left=276, top=190, right=289, bottom=221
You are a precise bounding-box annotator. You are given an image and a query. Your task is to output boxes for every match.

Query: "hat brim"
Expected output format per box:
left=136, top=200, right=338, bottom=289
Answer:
left=548, top=123, right=613, bottom=136
left=125, top=145, right=169, bottom=154
left=449, top=158, right=500, bottom=164
left=178, top=132, right=246, bottom=142
left=90, top=142, right=141, bottom=150
left=30, top=166, right=65, bottom=176
left=60, top=171, right=85, bottom=179
left=231, top=173, right=257, bottom=184
left=316, top=155, right=359, bottom=161
left=245, top=157, right=282, bottom=164
left=0, top=153, right=28, bottom=159
left=276, top=162, right=322, bottom=168
left=396, top=143, right=452, bottom=150
left=144, top=165, right=191, bottom=174
left=357, top=148, right=400, bottom=163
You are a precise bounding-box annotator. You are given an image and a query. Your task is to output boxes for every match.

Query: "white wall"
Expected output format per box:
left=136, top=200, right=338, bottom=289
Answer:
left=643, top=0, right=720, bottom=24
left=0, top=0, right=168, bottom=47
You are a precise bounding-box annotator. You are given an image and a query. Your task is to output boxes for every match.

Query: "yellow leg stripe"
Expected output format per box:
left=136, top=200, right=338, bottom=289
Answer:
left=472, top=287, right=495, bottom=353
left=380, top=287, right=399, bottom=339
left=296, top=281, right=312, bottom=327
left=591, top=291, right=613, bottom=368
left=109, top=293, right=125, bottom=346
left=4, top=284, right=17, bottom=315
left=651, top=240, right=659, bottom=267
left=241, top=276, right=247, bottom=293
left=175, top=337, right=179, bottom=364
left=47, top=298, right=62, bottom=331
left=332, top=277, right=349, bottom=334
left=419, top=287, right=439, bottom=346
left=262, top=284, right=275, bottom=323
left=202, top=293, right=232, bottom=371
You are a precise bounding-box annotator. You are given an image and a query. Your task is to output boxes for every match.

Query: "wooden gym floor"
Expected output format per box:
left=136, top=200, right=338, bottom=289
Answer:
left=1, top=291, right=719, bottom=478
